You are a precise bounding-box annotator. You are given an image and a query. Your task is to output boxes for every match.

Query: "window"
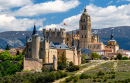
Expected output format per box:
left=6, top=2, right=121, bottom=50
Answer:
left=67, top=38, right=69, bottom=41
left=82, top=35, right=83, bottom=38
left=41, top=48, right=43, bottom=51
left=29, top=48, right=31, bottom=51
left=85, top=35, right=86, bottom=38
left=58, top=52, right=59, bottom=54
left=85, top=26, right=86, bottom=30
left=63, top=52, right=64, bottom=54
left=67, top=43, right=68, bottom=45
left=82, top=26, right=83, bottom=30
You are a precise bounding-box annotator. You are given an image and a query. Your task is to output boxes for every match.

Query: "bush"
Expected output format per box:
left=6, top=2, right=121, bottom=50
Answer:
left=58, top=64, right=66, bottom=70
left=74, top=76, right=78, bottom=82
left=80, top=73, right=89, bottom=79
left=111, top=75, right=116, bottom=79
left=65, top=76, right=73, bottom=82
left=69, top=61, right=74, bottom=66
left=122, top=57, right=128, bottom=60
left=66, top=65, right=80, bottom=72
left=80, top=73, right=86, bottom=79
left=103, top=78, right=107, bottom=82
left=46, top=73, right=56, bottom=82
left=55, top=72, right=61, bottom=79
left=93, top=79, right=96, bottom=82
left=97, top=70, right=105, bottom=76
left=98, top=79, right=101, bottom=82
left=50, top=66, right=56, bottom=72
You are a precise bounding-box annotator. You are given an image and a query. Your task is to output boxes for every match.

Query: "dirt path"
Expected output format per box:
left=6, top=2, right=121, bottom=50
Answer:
left=113, top=62, right=118, bottom=72
left=53, top=60, right=111, bottom=83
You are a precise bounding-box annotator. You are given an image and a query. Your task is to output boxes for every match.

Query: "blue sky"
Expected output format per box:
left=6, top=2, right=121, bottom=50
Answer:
left=0, top=0, right=130, bottom=32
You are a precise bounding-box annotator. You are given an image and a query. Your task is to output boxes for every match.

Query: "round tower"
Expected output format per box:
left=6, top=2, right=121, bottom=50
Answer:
left=32, top=24, right=40, bottom=59
left=79, top=7, right=91, bottom=49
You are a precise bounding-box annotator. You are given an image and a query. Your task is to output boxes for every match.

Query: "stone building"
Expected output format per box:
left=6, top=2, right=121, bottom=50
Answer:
left=43, top=28, right=66, bottom=45
left=23, top=25, right=81, bottom=71
left=65, top=7, right=119, bottom=59
left=24, top=25, right=57, bottom=71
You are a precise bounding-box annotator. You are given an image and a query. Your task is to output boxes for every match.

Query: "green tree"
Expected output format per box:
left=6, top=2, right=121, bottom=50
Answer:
left=0, top=51, right=12, bottom=61
left=90, top=52, right=100, bottom=60
left=122, top=56, right=128, bottom=60
left=82, top=55, right=86, bottom=60
left=22, top=49, right=25, bottom=55
left=59, top=54, right=67, bottom=64
left=16, top=50, right=20, bottom=55
left=5, top=44, right=10, bottom=50
left=117, top=53, right=122, bottom=60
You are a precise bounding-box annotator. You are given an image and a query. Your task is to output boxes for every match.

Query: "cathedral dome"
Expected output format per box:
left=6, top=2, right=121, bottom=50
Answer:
left=82, top=7, right=89, bottom=16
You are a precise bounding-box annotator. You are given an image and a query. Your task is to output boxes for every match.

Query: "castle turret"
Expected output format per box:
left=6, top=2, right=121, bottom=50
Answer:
left=32, top=24, right=40, bottom=59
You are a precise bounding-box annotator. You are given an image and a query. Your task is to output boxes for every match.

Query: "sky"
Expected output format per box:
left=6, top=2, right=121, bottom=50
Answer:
left=0, top=0, right=130, bottom=32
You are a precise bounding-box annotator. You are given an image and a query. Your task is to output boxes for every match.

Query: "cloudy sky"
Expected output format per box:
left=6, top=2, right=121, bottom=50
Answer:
left=0, top=0, right=130, bottom=32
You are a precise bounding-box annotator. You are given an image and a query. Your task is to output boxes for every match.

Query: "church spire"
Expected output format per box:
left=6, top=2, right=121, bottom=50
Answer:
left=84, top=6, right=87, bottom=12
left=110, top=30, right=114, bottom=40
left=32, top=23, right=38, bottom=35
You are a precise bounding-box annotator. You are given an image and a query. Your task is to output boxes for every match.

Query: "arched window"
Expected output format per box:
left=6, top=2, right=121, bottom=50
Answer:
left=85, top=26, right=86, bottom=30
left=82, top=26, right=83, bottom=30
left=67, top=38, right=69, bottom=41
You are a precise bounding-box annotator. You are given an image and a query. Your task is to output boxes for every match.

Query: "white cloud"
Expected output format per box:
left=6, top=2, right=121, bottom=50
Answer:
left=41, top=4, right=130, bottom=31
left=107, top=1, right=113, bottom=5
left=0, top=14, right=45, bottom=32
left=0, top=0, right=32, bottom=11
left=11, top=0, right=80, bottom=16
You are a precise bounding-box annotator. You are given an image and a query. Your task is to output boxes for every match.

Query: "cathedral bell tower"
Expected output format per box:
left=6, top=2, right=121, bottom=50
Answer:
left=79, top=7, right=91, bottom=49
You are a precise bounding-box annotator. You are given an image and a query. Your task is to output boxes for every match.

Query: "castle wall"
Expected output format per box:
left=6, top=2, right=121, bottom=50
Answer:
left=48, top=49, right=57, bottom=63
left=23, top=57, right=43, bottom=71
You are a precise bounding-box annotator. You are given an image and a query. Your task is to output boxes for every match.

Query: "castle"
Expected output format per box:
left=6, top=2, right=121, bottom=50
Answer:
left=23, top=25, right=81, bottom=71
left=23, top=7, right=120, bottom=71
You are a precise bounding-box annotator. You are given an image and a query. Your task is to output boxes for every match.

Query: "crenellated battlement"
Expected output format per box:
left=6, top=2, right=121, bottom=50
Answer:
left=43, top=28, right=66, bottom=44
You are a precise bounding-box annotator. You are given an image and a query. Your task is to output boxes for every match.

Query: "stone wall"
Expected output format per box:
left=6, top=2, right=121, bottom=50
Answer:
left=23, top=58, right=43, bottom=72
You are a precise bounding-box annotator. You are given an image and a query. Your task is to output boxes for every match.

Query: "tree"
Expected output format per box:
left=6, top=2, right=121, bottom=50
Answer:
left=0, top=51, right=12, bottom=61
left=59, top=54, right=67, bottom=64
left=16, top=50, right=20, bottom=55
left=69, top=61, right=74, bottom=66
left=122, top=56, right=128, bottom=60
left=90, top=52, right=100, bottom=60
left=117, top=53, right=122, bottom=60
left=5, top=44, right=10, bottom=50
left=82, top=55, right=86, bottom=60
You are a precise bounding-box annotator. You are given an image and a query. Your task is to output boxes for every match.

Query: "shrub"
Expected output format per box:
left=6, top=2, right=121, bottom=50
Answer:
left=65, top=76, right=73, bottom=82
left=111, top=75, right=116, bottom=79
left=66, top=65, right=80, bottom=72
left=97, top=70, right=105, bottom=76
left=47, top=73, right=56, bottom=82
left=55, top=72, right=61, bottom=79
left=122, top=57, right=128, bottom=60
left=80, top=73, right=89, bottom=79
left=103, top=78, right=107, bottom=82
left=80, top=73, right=86, bottom=79
left=58, top=64, right=66, bottom=70
left=98, top=79, right=101, bottom=82
left=93, top=79, right=96, bottom=82
left=69, top=61, right=74, bottom=66
left=50, top=66, right=56, bottom=72
left=74, top=76, right=78, bottom=82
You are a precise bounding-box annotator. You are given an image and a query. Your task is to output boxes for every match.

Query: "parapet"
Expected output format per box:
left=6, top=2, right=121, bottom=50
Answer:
left=43, top=28, right=65, bottom=32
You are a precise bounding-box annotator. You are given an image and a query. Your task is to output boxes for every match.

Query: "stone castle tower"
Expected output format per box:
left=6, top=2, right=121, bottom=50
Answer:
left=79, top=7, right=91, bottom=49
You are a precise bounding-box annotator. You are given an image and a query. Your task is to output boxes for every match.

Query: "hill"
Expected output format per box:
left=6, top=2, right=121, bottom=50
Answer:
left=0, top=26, right=130, bottom=50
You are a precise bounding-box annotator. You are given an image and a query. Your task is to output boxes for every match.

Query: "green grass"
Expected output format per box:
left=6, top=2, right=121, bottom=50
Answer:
left=60, top=60, right=130, bottom=83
